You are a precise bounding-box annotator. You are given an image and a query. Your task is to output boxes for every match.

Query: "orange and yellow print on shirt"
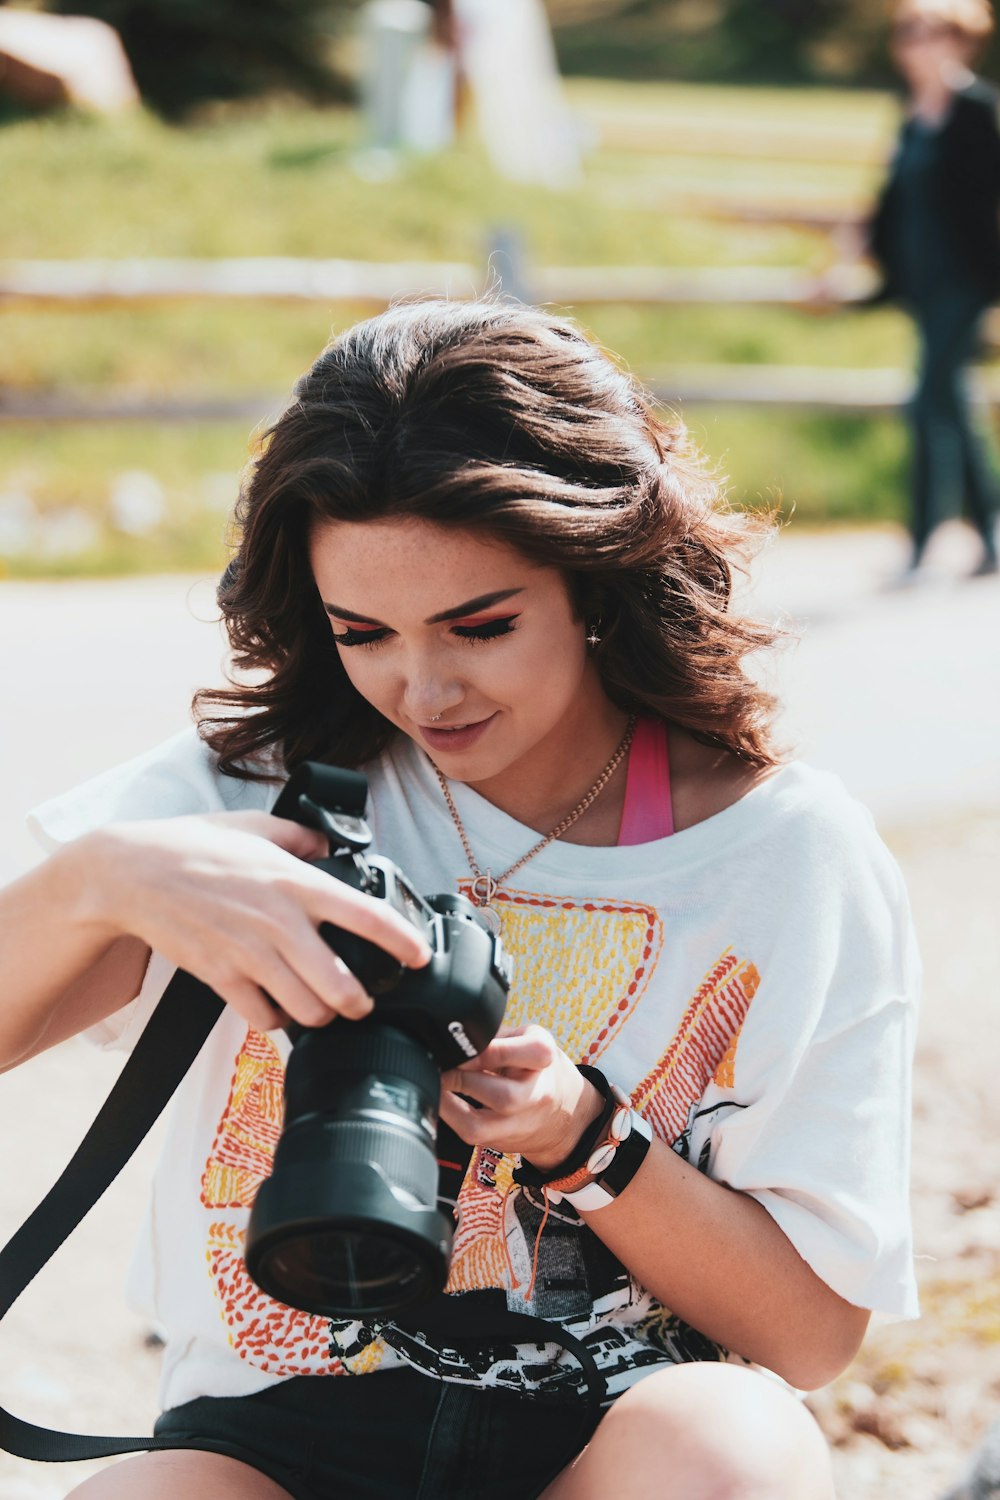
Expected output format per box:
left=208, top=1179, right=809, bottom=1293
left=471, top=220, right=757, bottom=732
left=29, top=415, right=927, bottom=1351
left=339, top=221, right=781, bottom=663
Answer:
left=200, top=1029, right=353, bottom=1377
left=444, top=885, right=758, bottom=1295
left=197, top=881, right=760, bottom=1370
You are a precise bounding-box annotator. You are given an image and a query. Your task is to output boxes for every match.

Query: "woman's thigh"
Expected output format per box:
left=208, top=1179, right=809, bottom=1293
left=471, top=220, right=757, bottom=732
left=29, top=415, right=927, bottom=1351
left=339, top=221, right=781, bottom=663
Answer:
left=540, top=1362, right=835, bottom=1500
left=66, top=1448, right=295, bottom=1499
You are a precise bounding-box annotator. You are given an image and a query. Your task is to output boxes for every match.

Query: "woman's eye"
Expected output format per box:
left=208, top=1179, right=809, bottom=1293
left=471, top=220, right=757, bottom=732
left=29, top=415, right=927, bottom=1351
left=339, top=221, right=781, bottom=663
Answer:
left=452, top=616, right=520, bottom=643
left=331, top=625, right=392, bottom=648
left=331, top=615, right=519, bottom=647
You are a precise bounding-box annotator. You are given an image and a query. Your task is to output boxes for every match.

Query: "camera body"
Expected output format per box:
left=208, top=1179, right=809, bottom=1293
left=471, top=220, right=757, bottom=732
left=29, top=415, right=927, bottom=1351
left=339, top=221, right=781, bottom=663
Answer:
left=244, top=762, right=510, bottom=1320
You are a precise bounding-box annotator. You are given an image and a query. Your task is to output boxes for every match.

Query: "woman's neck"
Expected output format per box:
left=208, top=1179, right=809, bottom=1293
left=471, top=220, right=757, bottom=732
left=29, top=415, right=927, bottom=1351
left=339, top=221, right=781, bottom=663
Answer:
left=909, top=58, right=972, bottom=123
left=464, top=693, right=632, bottom=838
left=911, top=78, right=953, bottom=122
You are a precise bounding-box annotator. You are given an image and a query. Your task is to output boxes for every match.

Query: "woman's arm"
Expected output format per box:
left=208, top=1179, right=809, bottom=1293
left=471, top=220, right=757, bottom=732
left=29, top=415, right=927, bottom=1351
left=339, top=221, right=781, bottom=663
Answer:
left=0, top=838, right=152, bottom=1069
left=574, top=1131, right=870, bottom=1390
left=440, top=1027, right=870, bottom=1391
left=1, top=811, right=431, bottom=1071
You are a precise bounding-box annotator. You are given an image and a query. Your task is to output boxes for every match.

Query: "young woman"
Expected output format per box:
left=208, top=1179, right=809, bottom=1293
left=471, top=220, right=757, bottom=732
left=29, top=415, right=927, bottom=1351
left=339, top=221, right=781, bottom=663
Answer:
left=2, top=300, right=919, bottom=1500
left=868, top=0, right=1000, bottom=577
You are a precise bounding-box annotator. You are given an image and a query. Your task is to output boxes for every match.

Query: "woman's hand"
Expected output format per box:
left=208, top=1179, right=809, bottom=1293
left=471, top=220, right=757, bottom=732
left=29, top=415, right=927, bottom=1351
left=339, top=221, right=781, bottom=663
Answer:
left=83, top=811, right=431, bottom=1034
left=439, top=1024, right=603, bottom=1169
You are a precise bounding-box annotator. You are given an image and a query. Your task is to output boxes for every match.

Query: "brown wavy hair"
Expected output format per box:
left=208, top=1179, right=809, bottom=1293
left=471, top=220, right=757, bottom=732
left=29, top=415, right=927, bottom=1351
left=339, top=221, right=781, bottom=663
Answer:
left=195, top=299, right=783, bottom=779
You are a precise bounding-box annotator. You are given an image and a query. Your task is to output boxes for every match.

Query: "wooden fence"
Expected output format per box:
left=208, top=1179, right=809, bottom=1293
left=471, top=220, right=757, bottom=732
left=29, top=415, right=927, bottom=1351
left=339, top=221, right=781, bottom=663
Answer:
left=0, top=252, right=882, bottom=310
left=2, top=252, right=998, bottom=421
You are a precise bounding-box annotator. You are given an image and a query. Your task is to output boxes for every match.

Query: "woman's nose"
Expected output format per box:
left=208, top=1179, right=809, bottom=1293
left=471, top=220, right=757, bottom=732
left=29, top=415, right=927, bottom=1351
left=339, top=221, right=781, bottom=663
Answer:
left=401, top=660, right=464, bottom=723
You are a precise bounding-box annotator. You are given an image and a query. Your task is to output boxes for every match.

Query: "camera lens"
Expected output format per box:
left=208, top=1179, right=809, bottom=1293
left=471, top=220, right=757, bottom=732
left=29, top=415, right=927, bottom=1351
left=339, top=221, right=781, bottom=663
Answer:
left=253, top=1228, right=432, bottom=1314
left=245, top=1021, right=453, bottom=1318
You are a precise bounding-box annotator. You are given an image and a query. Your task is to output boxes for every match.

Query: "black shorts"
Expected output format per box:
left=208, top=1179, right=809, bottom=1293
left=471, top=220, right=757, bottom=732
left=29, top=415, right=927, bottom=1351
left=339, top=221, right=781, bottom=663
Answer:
left=153, top=1369, right=602, bottom=1500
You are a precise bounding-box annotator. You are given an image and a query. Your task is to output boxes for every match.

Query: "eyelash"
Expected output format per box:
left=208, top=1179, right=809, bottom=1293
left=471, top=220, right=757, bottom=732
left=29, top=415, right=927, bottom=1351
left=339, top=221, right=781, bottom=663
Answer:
left=332, top=616, right=520, bottom=649
left=453, top=616, right=519, bottom=643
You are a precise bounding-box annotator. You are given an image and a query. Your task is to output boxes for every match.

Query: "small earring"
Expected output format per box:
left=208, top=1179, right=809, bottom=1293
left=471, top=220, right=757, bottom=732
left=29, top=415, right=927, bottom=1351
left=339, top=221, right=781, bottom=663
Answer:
left=586, top=619, right=602, bottom=649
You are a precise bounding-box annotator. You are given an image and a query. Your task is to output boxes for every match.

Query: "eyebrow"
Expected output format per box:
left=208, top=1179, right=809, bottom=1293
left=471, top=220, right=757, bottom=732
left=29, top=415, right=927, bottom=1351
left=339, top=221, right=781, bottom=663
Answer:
left=323, top=588, right=524, bottom=626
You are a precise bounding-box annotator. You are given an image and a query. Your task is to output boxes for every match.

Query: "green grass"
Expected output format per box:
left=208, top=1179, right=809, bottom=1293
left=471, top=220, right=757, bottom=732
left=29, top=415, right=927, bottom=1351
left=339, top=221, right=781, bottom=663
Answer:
left=1, top=81, right=896, bottom=262
left=0, top=78, right=973, bottom=575
left=690, top=406, right=908, bottom=525
left=0, top=405, right=909, bottom=582
left=0, top=423, right=247, bottom=578
left=0, top=304, right=343, bottom=396
left=0, top=302, right=915, bottom=397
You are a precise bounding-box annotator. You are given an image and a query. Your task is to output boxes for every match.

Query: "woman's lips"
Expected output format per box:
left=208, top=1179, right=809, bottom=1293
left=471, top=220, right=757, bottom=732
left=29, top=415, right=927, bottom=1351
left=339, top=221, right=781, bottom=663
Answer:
left=419, top=714, right=497, bottom=753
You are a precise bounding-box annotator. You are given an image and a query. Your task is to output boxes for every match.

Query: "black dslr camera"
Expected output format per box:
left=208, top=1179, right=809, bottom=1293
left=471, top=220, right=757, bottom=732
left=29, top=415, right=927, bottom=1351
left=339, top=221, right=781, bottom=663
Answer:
left=244, top=762, right=510, bottom=1321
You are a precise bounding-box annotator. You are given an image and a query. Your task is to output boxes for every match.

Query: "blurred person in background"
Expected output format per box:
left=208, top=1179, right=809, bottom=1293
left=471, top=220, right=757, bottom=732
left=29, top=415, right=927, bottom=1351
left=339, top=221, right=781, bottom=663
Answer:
left=363, top=0, right=579, bottom=182
left=868, top=0, right=1000, bottom=580
left=449, top=0, right=581, bottom=187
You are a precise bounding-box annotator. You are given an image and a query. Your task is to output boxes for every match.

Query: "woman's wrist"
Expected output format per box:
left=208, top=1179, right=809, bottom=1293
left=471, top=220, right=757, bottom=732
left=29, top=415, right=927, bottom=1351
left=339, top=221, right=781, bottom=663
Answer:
left=521, top=1072, right=605, bottom=1174
left=516, top=1066, right=652, bottom=1211
left=67, top=826, right=139, bottom=942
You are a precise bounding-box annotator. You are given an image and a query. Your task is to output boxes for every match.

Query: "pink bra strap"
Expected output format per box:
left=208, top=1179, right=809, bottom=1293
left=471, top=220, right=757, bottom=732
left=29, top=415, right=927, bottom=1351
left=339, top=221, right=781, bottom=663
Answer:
left=618, top=717, right=674, bottom=845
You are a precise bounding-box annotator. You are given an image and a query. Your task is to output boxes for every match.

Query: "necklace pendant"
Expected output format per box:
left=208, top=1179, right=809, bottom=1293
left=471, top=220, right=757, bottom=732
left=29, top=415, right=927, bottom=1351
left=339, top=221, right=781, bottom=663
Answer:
left=470, top=872, right=498, bottom=907
left=469, top=872, right=502, bottom=935
left=435, top=719, right=634, bottom=948
left=479, top=904, right=503, bottom=937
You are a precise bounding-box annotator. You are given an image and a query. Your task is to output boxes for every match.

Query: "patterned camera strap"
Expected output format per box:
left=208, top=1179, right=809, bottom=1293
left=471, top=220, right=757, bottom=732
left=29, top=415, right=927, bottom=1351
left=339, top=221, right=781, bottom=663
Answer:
left=398, top=1123, right=608, bottom=1414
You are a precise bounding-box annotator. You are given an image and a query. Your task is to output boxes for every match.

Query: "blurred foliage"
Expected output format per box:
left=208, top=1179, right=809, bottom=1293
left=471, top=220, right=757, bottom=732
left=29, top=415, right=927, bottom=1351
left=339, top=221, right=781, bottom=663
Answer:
left=0, top=303, right=912, bottom=398
left=41, top=0, right=356, bottom=117
left=549, top=0, right=1000, bottom=86
left=11, top=0, right=1000, bottom=111
left=690, top=406, right=908, bottom=525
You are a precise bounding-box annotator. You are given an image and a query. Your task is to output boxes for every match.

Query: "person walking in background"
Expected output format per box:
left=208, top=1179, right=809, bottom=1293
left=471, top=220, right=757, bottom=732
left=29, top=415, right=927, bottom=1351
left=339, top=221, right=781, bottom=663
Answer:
left=868, top=0, right=1000, bottom=579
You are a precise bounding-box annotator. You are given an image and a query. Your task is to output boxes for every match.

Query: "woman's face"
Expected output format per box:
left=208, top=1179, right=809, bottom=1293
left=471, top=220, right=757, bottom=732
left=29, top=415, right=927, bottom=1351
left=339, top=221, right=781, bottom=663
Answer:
left=308, top=517, right=611, bottom=786
left=890, top=12, right=974, bottom=85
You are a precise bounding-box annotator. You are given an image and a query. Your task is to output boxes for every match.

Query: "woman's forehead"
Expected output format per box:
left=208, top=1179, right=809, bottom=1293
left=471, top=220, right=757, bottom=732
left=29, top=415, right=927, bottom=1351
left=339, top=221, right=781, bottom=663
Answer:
left=308, top=517, right=556, bottom=609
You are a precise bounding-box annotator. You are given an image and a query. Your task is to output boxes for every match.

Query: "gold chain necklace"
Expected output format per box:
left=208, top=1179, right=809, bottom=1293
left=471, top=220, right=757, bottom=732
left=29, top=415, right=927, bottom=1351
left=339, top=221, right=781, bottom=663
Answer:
left=433, top=715, right=637, bottom=934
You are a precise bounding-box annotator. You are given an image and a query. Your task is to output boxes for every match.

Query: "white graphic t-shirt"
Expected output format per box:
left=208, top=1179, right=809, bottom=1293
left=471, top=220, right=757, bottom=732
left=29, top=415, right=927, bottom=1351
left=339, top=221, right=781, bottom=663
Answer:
left=29, top=729, right=920, bottom=1413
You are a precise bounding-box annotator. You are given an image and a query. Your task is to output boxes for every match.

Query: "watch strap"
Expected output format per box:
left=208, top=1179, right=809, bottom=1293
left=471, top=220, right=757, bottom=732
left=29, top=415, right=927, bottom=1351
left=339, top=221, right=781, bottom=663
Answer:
left=514, top=1066, right=653, bottom=1214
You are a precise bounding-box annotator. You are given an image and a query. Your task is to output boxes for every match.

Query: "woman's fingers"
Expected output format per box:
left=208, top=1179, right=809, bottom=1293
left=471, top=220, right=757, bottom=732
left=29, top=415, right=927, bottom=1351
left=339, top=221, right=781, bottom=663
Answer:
left=221, top=810, right=329, bottom=864
left=102, top=811, right=430, bottom=1029
left=262, top=951, right=372, bottom=1027
left=208, top=977, right=287, bottom=1035
left=273, top=918, right=376, bottom=1022
left=439, top=1089, right=506, bottom=1142
left=215, top=945, right=374, bottom=1031
left=293, top=862, right=432, bottom=972
left=203, top=897, right=377, bottom=1026
left=440, top=1067, right=523, bottom=1112
left=462, top=1027, right=556, bottom=1075
left=439, top=1025, right=599, bottom=1161
left=161, top=811, right=433, bottom=973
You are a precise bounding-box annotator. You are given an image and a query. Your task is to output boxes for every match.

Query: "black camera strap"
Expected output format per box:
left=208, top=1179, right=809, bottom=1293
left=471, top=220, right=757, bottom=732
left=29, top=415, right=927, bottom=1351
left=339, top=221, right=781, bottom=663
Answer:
left=0, top=976, right=609, bottom=1464
left=0, top=968, right=224, bottom=1462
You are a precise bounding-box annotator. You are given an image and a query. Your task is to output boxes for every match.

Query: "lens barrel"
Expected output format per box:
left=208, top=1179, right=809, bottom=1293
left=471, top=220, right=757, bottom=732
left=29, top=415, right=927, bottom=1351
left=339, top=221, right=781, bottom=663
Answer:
left=245, top=1021, right=453, bottom=1319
